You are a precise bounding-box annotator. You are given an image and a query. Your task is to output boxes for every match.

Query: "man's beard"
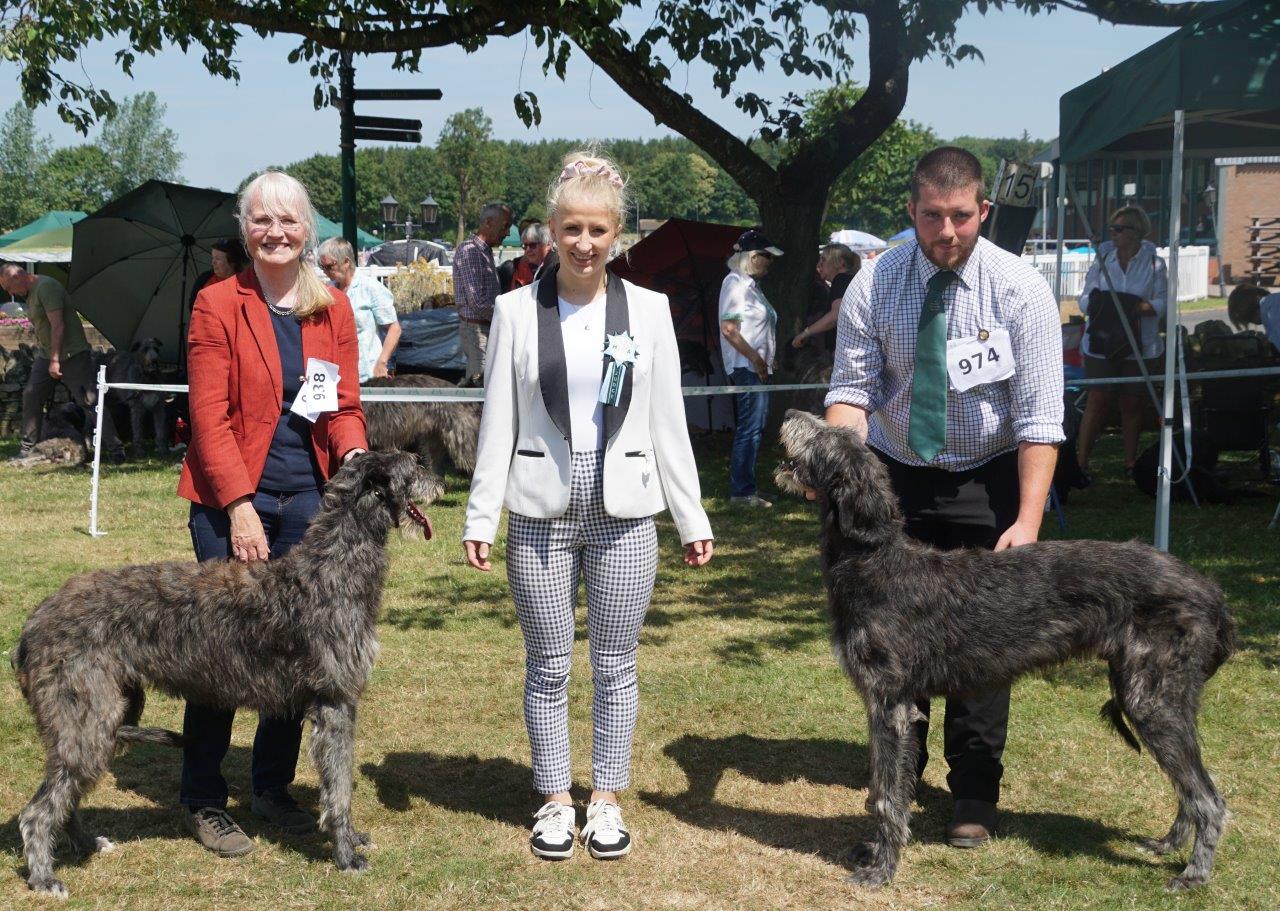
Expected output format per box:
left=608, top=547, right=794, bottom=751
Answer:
left=921, top=233, right=978, bottom=271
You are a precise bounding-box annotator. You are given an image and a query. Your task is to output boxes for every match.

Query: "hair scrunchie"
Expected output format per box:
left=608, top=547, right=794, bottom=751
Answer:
left=557, top=160, right=625, bottom=189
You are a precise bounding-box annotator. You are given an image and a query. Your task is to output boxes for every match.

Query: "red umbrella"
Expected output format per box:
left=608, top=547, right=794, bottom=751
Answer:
left=609, top=219, right=742, bottom=363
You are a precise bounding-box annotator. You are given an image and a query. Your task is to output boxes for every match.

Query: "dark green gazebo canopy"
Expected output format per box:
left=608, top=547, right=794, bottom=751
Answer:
left=1059, top=0, right=1280, bottom=162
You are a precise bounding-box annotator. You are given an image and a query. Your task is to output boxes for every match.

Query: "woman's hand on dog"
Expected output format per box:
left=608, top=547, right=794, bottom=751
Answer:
left=463, top=540, right=491, bottom=572
left=683, top=539, right=714, bottom=567
left=228, top=498, right=270, bottom=563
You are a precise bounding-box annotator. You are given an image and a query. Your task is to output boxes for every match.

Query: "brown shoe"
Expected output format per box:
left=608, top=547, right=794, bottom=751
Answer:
left=946, top=799, right=997, bottom=848
left=187, top=807, right=254, bottom=857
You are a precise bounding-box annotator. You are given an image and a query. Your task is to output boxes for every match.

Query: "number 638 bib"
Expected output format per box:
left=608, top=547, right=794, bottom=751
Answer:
left=946, top=328, right=1015, bottom=392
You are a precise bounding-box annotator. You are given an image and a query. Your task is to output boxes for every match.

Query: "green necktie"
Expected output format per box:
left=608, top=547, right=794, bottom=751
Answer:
left=907, top=269, right=958, bottom=463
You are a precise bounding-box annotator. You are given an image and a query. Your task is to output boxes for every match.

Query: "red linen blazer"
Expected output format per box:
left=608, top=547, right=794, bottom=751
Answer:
left=177, top=269, right=368, bottom=509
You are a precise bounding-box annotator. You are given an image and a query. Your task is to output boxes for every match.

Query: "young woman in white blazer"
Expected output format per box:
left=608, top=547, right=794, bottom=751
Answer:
left=463, top=151, right=714, bottom=861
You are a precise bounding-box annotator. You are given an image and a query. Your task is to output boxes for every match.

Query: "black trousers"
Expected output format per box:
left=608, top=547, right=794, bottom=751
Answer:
left=877, top=448, right=1020, bottom=806
left=179, top=489, right=320, bottom=809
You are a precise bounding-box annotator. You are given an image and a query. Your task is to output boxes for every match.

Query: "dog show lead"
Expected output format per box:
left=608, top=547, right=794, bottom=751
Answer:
left=175, top=170, right=369, bottom=858
left=825, top=147, right=1065, bottom=850
left=463, top=150, right=714, bottom=860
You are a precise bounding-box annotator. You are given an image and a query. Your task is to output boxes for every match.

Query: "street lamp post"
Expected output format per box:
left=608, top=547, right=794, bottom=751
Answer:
left=380, top=192, right=440, bottom=241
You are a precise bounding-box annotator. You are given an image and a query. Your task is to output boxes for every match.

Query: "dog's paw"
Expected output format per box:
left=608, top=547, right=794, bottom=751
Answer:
left=846, top=863, right=893, bottom=889
left=28, top=876, right=69, bottom=899
left=94, top=836, right=117, bottom=854
left=1139, top=836, right=1179, bottom=856
left=849, top=841, right=878, bottom=865
left=1166, top=874, right=1207, bottom=891
left=338, top=852, right=370, bottom=874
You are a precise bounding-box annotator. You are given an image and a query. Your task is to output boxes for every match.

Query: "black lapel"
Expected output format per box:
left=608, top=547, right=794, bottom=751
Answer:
left=535, top=264, right=572, bottom=443
left=601, top=268, right=632, bottom=444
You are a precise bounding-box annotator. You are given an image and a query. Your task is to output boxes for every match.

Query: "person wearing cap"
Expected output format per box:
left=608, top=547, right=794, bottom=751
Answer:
left=825, top=147, right=1063, bottom=848
left=718, top=229, right=781, bottom=507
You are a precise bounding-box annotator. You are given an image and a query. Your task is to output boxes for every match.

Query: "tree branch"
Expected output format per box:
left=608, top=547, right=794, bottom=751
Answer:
left=189, top=0, right=528, bottom=51
left=1050, top=0, right=1225, bottom=28
left=783, top=0, right=909, bottom=193
left=548, top=12, right=779, bottom=202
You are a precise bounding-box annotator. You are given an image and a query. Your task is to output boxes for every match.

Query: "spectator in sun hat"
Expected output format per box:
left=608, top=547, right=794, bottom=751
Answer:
left=718, top=227, right=782, bottom=507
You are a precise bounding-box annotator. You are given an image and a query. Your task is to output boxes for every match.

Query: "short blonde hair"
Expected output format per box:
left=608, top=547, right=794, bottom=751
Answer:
left=239, top=171, right=331, bottom=319
left=727, top=250, right=771, bottom=279
left=546, top=149, right=629, bottom=228
left=1110, top=204, right=1152, bottom=239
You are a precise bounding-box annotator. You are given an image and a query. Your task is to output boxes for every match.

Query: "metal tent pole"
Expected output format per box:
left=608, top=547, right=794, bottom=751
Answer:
left=1054, top=162, right=1067, bottom=302
left=1155, top=110, right=1185, bottom=552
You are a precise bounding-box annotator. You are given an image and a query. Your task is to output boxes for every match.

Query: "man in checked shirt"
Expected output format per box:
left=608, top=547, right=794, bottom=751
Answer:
left=454, top=202, right=513, bottom=384
left=825, top=147, right=1064, bottom=849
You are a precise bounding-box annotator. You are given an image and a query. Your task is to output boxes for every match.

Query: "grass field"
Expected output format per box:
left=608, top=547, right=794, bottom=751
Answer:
left=1, top=427, right=1277, bottom=910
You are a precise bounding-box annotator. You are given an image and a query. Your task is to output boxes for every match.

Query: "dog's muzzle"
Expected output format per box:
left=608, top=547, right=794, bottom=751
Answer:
left=405, top=501, right=434, bottom=540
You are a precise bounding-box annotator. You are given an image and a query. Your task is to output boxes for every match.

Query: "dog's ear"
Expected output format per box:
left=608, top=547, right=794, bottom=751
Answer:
left=827, top=438, right=902, bottom=548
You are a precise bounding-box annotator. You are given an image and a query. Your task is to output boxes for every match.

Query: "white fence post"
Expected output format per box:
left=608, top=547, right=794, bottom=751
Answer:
left=88, top=364, right=107, bottom=538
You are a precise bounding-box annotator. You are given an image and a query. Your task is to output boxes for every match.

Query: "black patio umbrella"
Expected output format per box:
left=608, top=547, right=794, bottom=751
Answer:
left=69, top=180, right=238, bottom=365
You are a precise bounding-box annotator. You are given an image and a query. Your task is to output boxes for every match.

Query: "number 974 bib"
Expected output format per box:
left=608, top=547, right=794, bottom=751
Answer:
left=946, top=328, right=1015, bottom=392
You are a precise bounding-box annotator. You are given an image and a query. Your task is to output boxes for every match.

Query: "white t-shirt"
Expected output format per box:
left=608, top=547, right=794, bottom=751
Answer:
left=558, top=295, right=606, bottom=452
left=718, top=271, right=777, bottom=374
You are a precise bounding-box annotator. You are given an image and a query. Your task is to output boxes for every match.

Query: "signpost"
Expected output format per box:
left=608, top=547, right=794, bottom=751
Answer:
left=336, top=54, right=441, bottom=249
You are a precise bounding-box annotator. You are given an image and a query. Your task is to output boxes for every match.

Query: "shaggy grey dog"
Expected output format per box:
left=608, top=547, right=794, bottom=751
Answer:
left=774, top=410, right=1234, bottom=892
left=13, top=450, right=442, bottom=897
left=108, top=337, right=170, bottom=458
left=363, top=374, right=479, bottom=475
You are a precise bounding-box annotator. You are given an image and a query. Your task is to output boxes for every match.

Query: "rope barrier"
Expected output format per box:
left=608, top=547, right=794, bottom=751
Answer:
left=85, top=364, right=1280, bottom=537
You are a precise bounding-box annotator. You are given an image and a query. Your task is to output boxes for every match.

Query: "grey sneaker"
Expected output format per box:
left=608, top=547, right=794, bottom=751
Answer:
left=251, top=789, right=317, bottom=834
left=730, top=494, right=773, bottom=508
left=187, top=807, right=254, bottom=857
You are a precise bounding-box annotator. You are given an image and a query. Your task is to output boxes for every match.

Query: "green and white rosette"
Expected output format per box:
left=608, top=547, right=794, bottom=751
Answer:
left=599, top=331, right=639, bottom=407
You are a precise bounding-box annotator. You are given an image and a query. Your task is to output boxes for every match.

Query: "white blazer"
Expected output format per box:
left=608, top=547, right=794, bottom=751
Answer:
left=463, top=267, right=713, bottom=546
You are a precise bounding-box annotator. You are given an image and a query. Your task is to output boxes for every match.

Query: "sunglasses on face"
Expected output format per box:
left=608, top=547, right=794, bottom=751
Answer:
left=1109, top=223, right=1139, bottom=234
left=522, top=242, right=540, bottom=249
left=318, top=260, right=341, bottom=271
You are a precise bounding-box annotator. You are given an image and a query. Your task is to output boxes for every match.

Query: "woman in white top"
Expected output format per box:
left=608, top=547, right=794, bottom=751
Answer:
left=462, top=150, right=714, bottom=861
left=1076, top=205, right=1168, bottom=477
left=718, top=230, right=782, bottom=507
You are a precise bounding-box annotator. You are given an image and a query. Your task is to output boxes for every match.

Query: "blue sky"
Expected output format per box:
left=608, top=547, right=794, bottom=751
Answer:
left=0, top=7, right=1176, bottom=193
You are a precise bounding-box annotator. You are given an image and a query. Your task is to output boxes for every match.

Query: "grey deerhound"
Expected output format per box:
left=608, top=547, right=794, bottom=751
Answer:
left=13, top=450, right=442, bottom=897
left=774, top=410, right=1234, bottom=891
left=363, top=374, right=479, bottom=475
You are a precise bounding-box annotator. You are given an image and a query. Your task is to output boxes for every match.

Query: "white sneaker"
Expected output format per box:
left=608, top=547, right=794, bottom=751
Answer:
left=530, top=800, right=576, bottom=860
left=580, top=799, right=632, bottom=859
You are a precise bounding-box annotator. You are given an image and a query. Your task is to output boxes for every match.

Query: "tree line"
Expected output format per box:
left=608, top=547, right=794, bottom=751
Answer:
left=0, top=94, right=183, bottom=231
left=266, top=105, right=1045, bottom=245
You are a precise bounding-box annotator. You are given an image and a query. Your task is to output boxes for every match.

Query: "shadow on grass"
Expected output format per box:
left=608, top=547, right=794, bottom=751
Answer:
left=360, top=751, right=550, bottom=829
left=640, top=733, right=1158, bottom=874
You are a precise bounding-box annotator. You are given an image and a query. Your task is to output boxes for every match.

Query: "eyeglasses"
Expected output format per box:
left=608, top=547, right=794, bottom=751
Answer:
left=318, top=259, right=341, bottom=271
left=1109, top=223, right=1139, bottom=234
left=247, top=214, right=303, bottom=233
left=521, top=242, right=540, bottom=249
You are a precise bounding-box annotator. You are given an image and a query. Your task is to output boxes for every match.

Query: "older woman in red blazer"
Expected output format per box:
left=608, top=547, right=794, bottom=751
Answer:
left=176, top=170, right=367, bottom=859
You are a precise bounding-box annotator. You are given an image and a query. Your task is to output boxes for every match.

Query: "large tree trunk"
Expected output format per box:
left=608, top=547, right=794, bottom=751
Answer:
left=757, top=183, right=827, bottom=341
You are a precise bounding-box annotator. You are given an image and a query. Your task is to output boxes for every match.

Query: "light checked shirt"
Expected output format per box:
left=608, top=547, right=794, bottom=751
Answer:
left=826, top=237, right=1065, bottom=470
left=453, top=234, right=500, bottom=323
left=339, top=270, right=399, bottom=381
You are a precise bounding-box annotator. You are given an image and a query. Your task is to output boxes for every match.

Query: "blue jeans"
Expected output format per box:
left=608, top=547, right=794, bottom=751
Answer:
left=729, top=367, right=769, bottom=498
left=181, top=487, right=321, bottom=809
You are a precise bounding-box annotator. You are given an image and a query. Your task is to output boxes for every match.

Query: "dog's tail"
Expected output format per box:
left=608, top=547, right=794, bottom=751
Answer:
left=1101, top=666, right=1142, bottom=753
left=117, top=726, right=185, bottom=748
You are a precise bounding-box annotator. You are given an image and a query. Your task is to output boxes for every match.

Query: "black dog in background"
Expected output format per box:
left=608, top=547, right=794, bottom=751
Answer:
left=774, top=410, right=1234, bottom=891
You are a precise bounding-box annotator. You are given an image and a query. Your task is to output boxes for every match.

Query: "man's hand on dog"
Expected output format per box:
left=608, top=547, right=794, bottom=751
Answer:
left=994, top=519, right=1039, bottom=551
left=463, top=540, right=491, bottom=572
left=228, top=498, right=270, bottom=562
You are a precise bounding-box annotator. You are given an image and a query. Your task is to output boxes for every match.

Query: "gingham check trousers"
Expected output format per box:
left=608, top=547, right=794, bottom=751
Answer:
left=506, top=450, right=659, bottom=794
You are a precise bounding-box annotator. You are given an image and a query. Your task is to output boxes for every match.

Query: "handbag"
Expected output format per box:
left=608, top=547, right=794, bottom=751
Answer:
left=1085, top=288, right=1143, bottom=361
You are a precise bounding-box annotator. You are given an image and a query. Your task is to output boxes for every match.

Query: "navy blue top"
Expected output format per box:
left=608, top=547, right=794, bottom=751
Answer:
left=258, top=310, right=324, bottom=493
